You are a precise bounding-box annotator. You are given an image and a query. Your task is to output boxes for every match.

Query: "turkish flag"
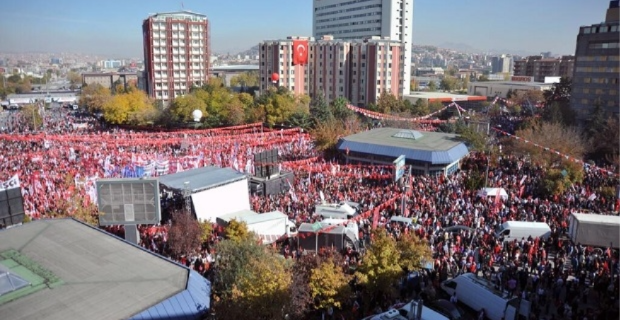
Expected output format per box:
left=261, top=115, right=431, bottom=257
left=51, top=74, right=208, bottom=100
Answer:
left=292, top=40, right=308, bottom=65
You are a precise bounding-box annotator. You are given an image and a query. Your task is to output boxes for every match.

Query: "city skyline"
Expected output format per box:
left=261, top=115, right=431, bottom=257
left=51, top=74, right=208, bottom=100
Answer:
left=0, top=0, right=612, bottom=57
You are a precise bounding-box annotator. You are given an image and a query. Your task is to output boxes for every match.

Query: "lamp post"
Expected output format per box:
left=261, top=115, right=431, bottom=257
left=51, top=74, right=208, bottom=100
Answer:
left=191, top=109, right=203, bottom=130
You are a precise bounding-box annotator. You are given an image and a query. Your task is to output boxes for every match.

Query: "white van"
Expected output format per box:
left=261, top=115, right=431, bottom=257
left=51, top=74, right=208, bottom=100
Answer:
left=495, top=221, right=551, bottom=243
left=362, top=299, right=449, bottom=320
left=314, top=202, right=358, bottom=219
left=440, top=273, right=530, bottom=320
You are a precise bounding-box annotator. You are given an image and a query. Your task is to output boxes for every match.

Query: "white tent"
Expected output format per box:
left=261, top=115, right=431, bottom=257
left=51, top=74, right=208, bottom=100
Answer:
left=478, top=187, right=508, bottom=200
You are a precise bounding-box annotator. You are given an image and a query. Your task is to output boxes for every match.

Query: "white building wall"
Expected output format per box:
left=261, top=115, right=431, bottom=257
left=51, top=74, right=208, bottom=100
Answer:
left=312, top=0, right=412, bottom=96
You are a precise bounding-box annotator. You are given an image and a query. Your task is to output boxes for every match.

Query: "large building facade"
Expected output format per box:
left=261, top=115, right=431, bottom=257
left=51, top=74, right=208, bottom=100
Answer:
left=142, top=11, right=210, bottom=102
left=312, top=0, right=413, bottom=95
left=513, top=55, right=575, bottom=82
left=259, top=36, right=405, bottom=106
left=491, top=54, right=513, bottom=74
left=570, top=0, right=620, bottom=119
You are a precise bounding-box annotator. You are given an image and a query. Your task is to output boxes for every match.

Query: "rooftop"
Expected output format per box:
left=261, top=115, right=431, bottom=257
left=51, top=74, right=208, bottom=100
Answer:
left=337, top=127, right=469, bottom=164
left=158, top=166, right=247, bottom=193
left=0, top=219, right=201, bottom=320
left=405, top=91, right=487, bottom=102
left=211, top=65, right=259, bottom=71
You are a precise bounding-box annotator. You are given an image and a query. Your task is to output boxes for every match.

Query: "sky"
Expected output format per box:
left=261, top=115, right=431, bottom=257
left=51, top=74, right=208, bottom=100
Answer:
left=0, top=0, right=613, bottom=57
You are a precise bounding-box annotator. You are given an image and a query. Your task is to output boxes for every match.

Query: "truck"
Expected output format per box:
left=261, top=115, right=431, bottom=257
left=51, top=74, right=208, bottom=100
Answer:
left=568, top=213, right=620, bottom=248
left=216, top=210, right=297, bottom=244
left=441, top=273, right=531, bottom=320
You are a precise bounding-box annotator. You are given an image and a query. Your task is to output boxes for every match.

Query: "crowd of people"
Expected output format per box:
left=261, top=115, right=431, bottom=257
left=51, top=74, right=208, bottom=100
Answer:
left=1, top=107, right=618, bottom=319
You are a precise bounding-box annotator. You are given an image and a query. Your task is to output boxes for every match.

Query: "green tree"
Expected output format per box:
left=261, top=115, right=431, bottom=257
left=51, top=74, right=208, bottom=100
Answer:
left=428, top=101, right=444, bottom=113
left=168, top=94, right=208, bottom=123
left=310, top=91, right=333, bottom=125
left=427, top=80, right=437, bottom=92
left=543, top=76, right=572, bottom=104
left=331, top=96, right=353, bottom=121
left=80, top=84, right=112, bottom=113
left=309, top=257, right=352, bottom=312
left=455, top=121, right=487, bottom=151
left=411, top=99, right=430, bottom=116
left=230, top=71, right=259, bottom=89
left=410, top=78, right=420, bottom=92
left=101, top=89, right=156, bottom=125
left=225, top=219, right=253, bottom=243
left=376, top=91, right=402, bottom=114
left=440, top=76, right=457, bottom=92
left=396, top=233, right=432, bottom=273
left=229, top=254, right=292, bottom=320
left=355, top=229, right=402, bottom=299
left=541, top=101, right=576, bottom=127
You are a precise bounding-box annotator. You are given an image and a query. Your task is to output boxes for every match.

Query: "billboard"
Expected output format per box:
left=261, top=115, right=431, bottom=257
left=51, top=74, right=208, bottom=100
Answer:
left=393, top=155, right=406, bottom=182
left=96, top=178, right=161, bottom=226
left=0, top=187, right=25, bottom=228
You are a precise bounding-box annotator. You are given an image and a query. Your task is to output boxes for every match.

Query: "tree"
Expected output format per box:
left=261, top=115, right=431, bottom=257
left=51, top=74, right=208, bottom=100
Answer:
left=20, top=104, right=43, bottom=131
left=455, top=122, right=487, bottom=151
left=541, top=101, right=576, bottom=127
left=229, top=253, right=292, bottom=320
left=311, top=115, right=362, bottom=152
left=439, top=76, right=457, bottom=92
left=168, top=94, right=208, bottom=123
left=508, top=120, right=587, bottom=196
left=428, top=101, right=444, bottom=113
left=199, top=220, right=213, bottom=244
left=427, top=80, right=437, bottom=92
left=166, top=211, right=202, bottom=258
left=309, top=257, right=352, bottom=312
left=396, top=233, right=432, bottom=273
left=222, top=96, right=246, bottom=125
left=213, top=237, right=292, bottom=320
left=101, top=89, right=157, bottom=125
left=331, top=96, right=353, bottom=121
left=411, top=99, right=430, bottom=116
left=67, top=71, right=82, bottom=90
left=376, top=91, right=402, bottom=114
left=543, top=76, right=572, bottom=104
left=230, top=71, right=259, bottom=89
left=80, top=84, right=112, bottom=113
left=355, top=229, right=402, bottom=299
left=224, top=219, right=253, bottom=243
left=410, top=78, right=420, bottom=92
left=589, top=114, right=620, bottom=165
left=310, top=91, right=333, bottom=125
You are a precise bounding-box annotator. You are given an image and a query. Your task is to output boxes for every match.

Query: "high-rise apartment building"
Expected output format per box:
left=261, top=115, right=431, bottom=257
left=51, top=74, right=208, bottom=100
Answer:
left=570, top=0, right=619, bottom=119
left=312, top=0, right=413, bottom=95
left=259, top=36, right=405, bottom=106
left=491, top=54, right=513, bottom=74
left=513, top=55, right=575, bottom=82
left=142, top=11, right=210, bottom=102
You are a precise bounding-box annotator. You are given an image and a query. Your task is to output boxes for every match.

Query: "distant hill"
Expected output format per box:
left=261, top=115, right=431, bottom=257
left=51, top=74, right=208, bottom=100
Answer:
left=233, top=45, right=259, bottom=57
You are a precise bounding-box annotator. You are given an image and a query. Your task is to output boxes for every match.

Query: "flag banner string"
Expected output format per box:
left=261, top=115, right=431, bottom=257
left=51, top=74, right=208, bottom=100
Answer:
left=346, top=103, right=466, bottom=123
left=492, top=127, right=618, bottom=177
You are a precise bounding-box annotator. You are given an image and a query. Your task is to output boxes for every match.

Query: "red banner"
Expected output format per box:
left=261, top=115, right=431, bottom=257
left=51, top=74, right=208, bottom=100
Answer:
left=292, top=40, right=308, bottom=65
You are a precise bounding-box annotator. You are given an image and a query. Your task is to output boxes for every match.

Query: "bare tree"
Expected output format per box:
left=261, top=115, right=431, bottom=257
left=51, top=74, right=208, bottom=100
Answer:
left=167, top=211, right=202, bottom=258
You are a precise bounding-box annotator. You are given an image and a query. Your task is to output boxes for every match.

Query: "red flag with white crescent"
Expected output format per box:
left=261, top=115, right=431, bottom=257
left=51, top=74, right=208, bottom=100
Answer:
left=292, top=40, right=308, bottom=65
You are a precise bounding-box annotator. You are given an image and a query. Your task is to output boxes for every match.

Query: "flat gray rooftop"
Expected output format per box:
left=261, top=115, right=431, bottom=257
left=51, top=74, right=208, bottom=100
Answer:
left=337, top=127, right=469, bottom=164
left=0, top=219, right=188, bottom=320
left=343, top=127, right=462, bottom=151
left=159, top=166, right=247, bottom=193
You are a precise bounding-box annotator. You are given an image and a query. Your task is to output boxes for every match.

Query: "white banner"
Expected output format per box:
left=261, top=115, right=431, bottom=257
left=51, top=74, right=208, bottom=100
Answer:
left=0, top=175, right=21, bottom=191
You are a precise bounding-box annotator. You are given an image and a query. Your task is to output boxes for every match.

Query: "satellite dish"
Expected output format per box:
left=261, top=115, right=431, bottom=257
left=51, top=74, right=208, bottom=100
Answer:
left=192, top=109, right=203, bottom=122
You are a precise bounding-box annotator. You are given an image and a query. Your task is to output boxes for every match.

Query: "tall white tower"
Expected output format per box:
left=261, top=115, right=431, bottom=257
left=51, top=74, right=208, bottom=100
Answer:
left=313, top=0, right=413, bottom=96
